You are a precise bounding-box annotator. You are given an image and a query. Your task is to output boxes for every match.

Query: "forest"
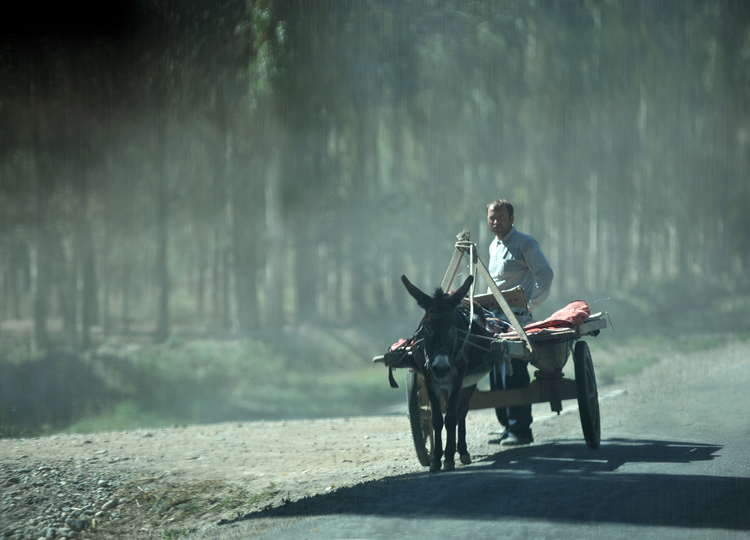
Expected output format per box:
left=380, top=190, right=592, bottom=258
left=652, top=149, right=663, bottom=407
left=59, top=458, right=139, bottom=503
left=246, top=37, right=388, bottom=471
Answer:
left=1, top=1, right=750, bottom=430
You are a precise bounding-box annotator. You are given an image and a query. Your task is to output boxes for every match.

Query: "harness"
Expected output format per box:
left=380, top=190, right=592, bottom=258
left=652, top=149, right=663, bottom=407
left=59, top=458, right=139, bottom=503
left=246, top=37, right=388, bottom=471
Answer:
left=413, top=308, right=472, bottom=377
left=385, top=304, right=512, bottom=389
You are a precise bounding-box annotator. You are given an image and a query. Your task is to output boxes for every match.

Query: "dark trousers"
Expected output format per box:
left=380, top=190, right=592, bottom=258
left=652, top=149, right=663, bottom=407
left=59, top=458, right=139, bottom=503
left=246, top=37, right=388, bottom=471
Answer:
left=489, top=358, right=532, bottom=435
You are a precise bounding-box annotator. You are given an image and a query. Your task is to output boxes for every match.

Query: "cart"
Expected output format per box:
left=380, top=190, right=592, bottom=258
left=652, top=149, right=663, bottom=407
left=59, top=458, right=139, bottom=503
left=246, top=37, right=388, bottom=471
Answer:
left=374, top=231, right=608, bottom=467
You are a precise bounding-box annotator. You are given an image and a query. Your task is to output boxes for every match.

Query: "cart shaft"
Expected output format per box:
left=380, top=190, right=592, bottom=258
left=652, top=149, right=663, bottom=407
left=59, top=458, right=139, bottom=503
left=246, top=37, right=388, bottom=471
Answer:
left=468, top=376, right=578, bottom=413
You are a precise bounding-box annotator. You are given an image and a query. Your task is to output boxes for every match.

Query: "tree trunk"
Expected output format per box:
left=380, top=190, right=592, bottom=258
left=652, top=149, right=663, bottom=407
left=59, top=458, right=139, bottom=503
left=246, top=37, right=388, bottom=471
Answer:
left=55, top=227, right=77, bottom=349
left=80, top=220, right=97, bottom=350
left=101, top=237, right=112, bottom=336
left=31, top=122, right=50, bottom=352
left=264, top=152, right=285, bottom=328
left=121, top=258, right=132, bottom=335
left=31, top=236, right=50, bottom=352
left=292, top=134, right=321, bottom=323
left=294, top=227, right=318, bottom=322
left=226, top=137, right=258, bottom=335
left=154, top=125, right=170, bottom=343
left=196, top=235, right=206, bottom=319
left=212, top=226, right=222, bottom=321
left=9, top=231, right=25, bottom=320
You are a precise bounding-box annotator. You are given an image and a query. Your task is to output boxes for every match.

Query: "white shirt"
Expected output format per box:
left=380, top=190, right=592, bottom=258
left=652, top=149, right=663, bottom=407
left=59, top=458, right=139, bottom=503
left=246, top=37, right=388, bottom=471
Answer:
left=488, top=226, right=553, bottom=313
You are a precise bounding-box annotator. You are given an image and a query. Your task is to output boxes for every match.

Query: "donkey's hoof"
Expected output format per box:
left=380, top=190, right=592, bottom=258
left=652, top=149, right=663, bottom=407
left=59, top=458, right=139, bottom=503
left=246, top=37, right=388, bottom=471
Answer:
left=443, top=460, right=455, bottom=472
left=460, top=454, right=472, bottom=465
left=429, top=460, right=442, bottom=473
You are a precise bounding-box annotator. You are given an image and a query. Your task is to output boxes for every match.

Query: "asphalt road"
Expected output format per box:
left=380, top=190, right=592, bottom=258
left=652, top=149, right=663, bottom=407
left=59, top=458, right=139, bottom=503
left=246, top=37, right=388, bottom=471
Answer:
left=202, top=342, right=750, bottom=540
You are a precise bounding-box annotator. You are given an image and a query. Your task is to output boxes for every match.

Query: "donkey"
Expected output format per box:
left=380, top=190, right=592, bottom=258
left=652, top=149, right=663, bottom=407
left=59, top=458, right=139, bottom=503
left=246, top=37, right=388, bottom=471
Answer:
left=402, top=274, right=492, bottom=472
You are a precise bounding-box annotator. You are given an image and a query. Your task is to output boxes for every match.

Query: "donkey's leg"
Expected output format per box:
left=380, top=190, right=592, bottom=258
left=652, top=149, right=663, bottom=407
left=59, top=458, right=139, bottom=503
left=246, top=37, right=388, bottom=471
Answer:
left=456, top=386, right=475, bottom=465
left=457, top=414, right=471, bottom=465
left=443, top=411, right=457, bottom=471
left=429, top=407, right=444, bottom=472
left=427, top=389, right=444, bottom=473
left=442, top=382, right=464, bottom=471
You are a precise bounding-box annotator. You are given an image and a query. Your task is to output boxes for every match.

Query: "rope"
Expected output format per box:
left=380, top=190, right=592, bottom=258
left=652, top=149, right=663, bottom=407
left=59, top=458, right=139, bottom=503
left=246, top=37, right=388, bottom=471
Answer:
left=454, top=238, right=476, bottom=326
left=453, top=236, right=507, bottom=371
left=416, top=234, right=512, bottom=376
left=454, top=326, right=514, bottom=378
left=454, top=327, right=506, bottom=355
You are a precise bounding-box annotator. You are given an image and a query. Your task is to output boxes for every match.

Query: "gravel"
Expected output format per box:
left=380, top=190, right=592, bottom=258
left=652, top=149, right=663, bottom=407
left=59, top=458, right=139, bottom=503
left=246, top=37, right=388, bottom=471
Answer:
left=0, top=418, right=425, bottom=539
left=1, top=460, right=133, bottom=539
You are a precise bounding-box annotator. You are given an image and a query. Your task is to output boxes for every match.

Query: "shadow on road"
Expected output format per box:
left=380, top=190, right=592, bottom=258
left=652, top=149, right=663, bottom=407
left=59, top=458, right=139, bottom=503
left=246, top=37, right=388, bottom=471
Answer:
left=224, top=438, right=749, bottom=531
left=480, top=437, right=723, bottom=473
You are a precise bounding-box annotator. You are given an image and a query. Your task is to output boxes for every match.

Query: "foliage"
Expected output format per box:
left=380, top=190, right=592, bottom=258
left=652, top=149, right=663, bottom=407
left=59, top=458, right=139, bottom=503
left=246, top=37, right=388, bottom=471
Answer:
left=2, top=1, right=750, bottom=347
left=1, top=2, right=749, bottom=436
left=18, top=327, right=403, bottom=435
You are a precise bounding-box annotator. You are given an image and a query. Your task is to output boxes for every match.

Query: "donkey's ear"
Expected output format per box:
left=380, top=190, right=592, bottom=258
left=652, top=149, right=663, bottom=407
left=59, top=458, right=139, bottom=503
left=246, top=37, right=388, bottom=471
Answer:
left=401, top=275, right=432, bottom=310
left=449, top=275, right=474, bottom=305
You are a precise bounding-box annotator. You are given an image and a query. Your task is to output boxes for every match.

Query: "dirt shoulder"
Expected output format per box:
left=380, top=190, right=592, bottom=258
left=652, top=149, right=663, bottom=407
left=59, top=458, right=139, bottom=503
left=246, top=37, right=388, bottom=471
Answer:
left=2, top=339, right=746, bottom=539
left=0, top=413, right=427, bottom=539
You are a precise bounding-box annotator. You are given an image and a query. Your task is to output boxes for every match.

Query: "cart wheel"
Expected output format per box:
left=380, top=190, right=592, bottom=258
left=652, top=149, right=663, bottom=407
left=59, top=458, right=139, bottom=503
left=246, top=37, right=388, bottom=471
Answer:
left=573, top=341, right=601, bottom=449
left=406, top=370, right=433, bottom=466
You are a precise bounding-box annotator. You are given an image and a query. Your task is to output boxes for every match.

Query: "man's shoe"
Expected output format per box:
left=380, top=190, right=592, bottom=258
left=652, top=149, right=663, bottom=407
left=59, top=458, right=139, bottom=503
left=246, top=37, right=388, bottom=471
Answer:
left=501, top=432, right=534, bottom=446
left=493, top=427, right=509, bottom=441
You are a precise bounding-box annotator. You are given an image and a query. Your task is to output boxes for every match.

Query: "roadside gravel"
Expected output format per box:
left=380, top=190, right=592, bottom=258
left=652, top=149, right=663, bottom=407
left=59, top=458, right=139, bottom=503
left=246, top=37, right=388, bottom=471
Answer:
left=0, top=416, right=425, bottom=539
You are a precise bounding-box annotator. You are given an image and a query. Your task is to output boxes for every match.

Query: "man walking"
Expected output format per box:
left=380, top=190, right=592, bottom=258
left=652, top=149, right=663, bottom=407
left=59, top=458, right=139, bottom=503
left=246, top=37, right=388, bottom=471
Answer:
left=486, top=198, right=553, bottom=445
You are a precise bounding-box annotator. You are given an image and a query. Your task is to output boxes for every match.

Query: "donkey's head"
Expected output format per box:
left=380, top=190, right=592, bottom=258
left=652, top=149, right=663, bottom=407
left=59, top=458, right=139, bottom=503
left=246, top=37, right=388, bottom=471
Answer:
left=402, top=275, right=474, bottom=381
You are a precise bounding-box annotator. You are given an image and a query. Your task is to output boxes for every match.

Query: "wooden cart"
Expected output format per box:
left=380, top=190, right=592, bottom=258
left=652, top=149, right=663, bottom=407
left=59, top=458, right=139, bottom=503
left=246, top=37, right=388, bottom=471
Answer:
left=375, top=232, right=608, bottom=466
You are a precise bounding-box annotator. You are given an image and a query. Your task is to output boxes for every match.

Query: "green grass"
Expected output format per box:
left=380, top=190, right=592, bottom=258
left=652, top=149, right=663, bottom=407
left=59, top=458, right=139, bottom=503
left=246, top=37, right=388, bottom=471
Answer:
left=64, top=402, right=177, bottom=433
left=58, top=329, right=404, bottom=434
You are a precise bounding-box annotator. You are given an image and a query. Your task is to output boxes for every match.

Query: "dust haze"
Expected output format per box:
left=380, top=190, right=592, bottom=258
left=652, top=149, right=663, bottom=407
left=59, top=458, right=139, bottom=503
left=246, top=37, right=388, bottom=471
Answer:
left=1, top=1, right=749, bottom=433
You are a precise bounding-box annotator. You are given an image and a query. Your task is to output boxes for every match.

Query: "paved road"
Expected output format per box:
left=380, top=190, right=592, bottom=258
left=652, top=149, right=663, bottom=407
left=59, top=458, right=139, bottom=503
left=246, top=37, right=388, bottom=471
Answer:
left=203, top=343, right=750, bottom=540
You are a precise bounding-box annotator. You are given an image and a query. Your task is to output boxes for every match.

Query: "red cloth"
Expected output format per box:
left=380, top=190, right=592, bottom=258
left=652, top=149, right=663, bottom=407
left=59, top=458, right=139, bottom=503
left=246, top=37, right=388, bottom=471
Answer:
left=523, top=300, right=591, bottom=334
left=389, top=338, right=410, bottom=352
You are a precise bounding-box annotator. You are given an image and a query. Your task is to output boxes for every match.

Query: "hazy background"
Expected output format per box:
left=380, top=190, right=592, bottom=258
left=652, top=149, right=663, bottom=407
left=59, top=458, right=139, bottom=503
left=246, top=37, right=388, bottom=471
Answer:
left=2, top=0, right=749, bottom=433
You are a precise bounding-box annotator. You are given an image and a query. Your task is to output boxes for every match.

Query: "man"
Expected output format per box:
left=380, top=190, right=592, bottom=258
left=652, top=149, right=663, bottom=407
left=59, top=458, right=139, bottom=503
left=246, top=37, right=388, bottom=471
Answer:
left=486, top=198, right=553, bottom=445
